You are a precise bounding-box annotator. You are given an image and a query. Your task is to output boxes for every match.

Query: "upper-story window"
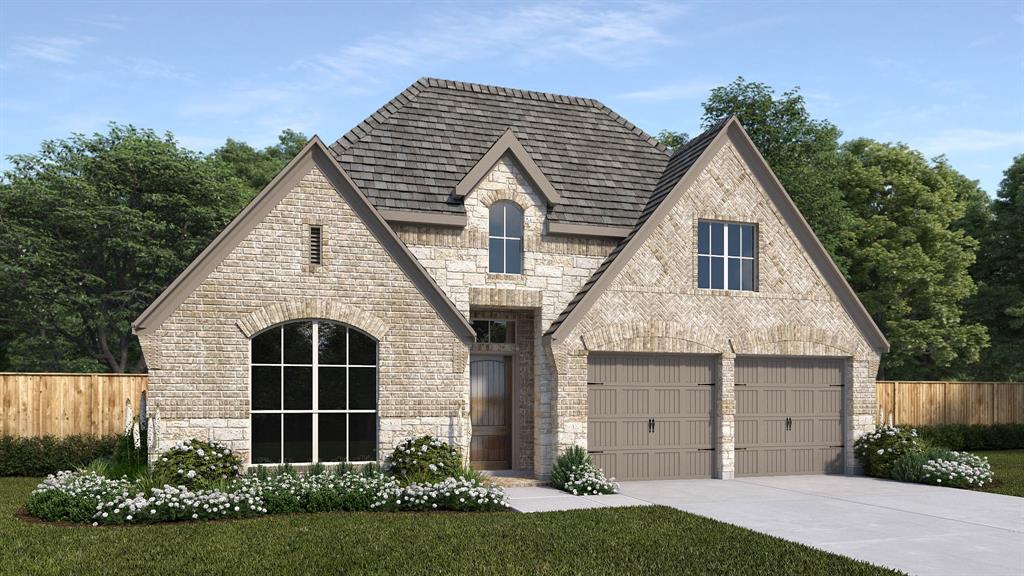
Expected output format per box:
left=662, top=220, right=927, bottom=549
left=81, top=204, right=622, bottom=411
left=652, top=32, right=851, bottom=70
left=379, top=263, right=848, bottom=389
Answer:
left=698, top=220, right=757, bottom=291
left=488, top=202, right=523, bottom=274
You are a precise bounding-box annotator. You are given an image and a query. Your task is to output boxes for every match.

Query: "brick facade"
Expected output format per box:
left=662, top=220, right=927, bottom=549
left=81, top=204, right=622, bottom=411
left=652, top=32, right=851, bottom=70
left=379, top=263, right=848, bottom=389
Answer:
left=138, top=167, right=470, bottom=461
left=140, top=135, right=880, bottom=479
left=563, top=141, right=880, bottom=476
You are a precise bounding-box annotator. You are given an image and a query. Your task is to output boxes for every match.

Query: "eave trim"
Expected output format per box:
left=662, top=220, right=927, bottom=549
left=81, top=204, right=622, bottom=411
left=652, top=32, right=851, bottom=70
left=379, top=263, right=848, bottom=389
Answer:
left=133, top=137, right=476, bottom=343
left=454, top=128, right=561, bottom=206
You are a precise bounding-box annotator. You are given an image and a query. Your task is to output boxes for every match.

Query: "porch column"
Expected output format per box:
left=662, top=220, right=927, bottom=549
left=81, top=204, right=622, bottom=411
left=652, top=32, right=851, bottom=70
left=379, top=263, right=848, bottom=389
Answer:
left=716, top=353, right=736, bottom=479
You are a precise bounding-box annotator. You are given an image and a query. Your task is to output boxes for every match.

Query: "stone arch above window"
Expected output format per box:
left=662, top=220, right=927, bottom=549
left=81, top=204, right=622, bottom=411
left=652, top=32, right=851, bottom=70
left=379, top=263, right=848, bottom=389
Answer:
left=578, top=320, right=726, bottom=355
left=488, top=201, right=524, bottom=274
left=236, top=299, right=389, bottom=341
left=731, top=324, right=861, bottom=357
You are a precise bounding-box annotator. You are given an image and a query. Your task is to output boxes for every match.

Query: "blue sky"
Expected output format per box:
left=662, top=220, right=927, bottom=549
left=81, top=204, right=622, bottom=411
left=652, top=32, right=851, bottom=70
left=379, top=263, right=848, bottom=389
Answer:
left=1, top=1, right=1021, bottom=193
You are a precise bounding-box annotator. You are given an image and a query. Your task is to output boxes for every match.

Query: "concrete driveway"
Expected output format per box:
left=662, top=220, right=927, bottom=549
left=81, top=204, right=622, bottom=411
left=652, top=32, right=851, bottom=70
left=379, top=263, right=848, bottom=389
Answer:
left=617, top=475, right=1023, bottom=576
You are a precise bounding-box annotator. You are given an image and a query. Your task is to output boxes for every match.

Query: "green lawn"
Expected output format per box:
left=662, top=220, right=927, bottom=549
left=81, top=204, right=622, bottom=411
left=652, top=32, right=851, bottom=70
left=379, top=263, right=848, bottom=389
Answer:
left=0, top=477, right=901, bottom=576
left=977, top=450, right=1024, bottom=497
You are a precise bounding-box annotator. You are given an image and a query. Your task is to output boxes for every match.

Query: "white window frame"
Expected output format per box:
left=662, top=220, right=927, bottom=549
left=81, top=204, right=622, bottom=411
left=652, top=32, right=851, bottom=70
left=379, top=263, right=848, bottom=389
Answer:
left=697, top=220, right=757, bottom=292
left=249, top=319, right=378, bottom=465
left=488, top=202, right=523, bottom=274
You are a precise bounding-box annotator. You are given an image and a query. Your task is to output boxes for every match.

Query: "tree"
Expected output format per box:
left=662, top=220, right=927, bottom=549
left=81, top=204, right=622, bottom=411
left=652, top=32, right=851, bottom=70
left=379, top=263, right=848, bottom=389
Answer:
left=0, top=124, right=251, bottom=372
left=701, top=78, right=856, bottom=270
left=839, top=139, right=988, bottom=378
left=966, top=155, right=1024, bottom=380
left=211, top=129, right=308, bottom=199
left=656, top=130, right=690, bottom=152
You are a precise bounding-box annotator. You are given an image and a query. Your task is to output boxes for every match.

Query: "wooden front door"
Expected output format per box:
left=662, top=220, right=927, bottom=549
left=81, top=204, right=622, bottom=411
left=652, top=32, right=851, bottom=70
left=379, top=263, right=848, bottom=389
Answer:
left=470, top=356, right=511, bottom=469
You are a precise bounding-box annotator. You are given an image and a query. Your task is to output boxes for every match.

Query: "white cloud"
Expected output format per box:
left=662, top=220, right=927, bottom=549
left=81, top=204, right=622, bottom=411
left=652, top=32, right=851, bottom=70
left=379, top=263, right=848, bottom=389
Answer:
left=9, top=36, right=94, bottom=64
left=916, top=129, right=1024, bottom=155
left=295, top=2, right=688, bottom=84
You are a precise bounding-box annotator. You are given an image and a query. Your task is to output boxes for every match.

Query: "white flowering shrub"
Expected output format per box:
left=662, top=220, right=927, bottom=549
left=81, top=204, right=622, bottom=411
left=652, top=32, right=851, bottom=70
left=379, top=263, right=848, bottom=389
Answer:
left=237, top=468, right=398, bottom=513
left=92, top=484, right=265, bottom=525
left=550, top=446, right=618, bottom=495
left=385, top=436, right=462, bottom=484
left=26, top=471, right=134, bottom=522
left=27, top=466, right=509, bottom=525
left=151, top=439, right=242, bottom=488
left=373, top=476, right=508, bottom=511
left=853, top=425, right=922, bottom=478
left=920, top=451, right=994, bottom=489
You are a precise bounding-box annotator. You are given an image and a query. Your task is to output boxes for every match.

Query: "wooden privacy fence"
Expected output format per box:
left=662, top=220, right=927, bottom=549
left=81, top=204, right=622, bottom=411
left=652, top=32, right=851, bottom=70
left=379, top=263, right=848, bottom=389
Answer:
left=0, top=373, right=148, bottom=437
left=877, top=380, right=1024, bottom=426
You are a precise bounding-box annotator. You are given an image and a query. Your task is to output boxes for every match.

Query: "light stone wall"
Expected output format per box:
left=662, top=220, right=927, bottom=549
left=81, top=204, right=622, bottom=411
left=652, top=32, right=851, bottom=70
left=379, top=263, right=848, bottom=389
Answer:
left=138, top=167, right=469, bottom=462
left=566, top=140, right=881, bottom=476
left=394, top=156, right=618, bottom=474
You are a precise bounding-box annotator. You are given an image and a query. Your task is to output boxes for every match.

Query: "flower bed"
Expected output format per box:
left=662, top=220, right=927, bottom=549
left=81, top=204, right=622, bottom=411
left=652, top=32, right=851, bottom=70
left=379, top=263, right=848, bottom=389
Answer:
left=25, top=436, right=508, bottom=526
left=856, top=425, right=997, bottom=491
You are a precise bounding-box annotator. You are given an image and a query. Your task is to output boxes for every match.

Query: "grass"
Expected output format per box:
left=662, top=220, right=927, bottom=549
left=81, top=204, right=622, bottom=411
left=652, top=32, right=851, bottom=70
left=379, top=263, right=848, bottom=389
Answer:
left=976, top=450, right=1024, bottom=497
left=0, top=477, right=901, bottom=576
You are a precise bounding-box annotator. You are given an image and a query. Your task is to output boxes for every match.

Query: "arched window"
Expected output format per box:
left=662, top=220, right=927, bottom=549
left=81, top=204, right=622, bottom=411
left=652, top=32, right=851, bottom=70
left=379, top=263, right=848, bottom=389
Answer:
left=488, top=201, right=523, bottom=274
left=250, top=320, right=378, bottom=464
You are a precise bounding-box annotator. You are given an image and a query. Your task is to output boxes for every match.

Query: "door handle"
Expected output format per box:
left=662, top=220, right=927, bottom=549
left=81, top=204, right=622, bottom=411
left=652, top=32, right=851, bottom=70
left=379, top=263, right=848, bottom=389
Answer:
left=648, top=418, right=654, bottom=433
left=785, top=417, right=792, bottom=431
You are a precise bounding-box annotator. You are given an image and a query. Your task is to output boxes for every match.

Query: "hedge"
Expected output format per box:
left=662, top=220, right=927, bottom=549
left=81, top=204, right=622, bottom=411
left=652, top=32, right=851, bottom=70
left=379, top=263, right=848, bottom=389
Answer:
left=914, top=424, right=1024, bottom=451
left=0, top=435, right=119, bottom=476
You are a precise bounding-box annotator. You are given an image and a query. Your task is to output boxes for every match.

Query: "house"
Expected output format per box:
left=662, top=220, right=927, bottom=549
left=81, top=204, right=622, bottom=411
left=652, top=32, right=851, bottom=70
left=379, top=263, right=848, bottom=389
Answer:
left=133, top=78, right=888, bottom=480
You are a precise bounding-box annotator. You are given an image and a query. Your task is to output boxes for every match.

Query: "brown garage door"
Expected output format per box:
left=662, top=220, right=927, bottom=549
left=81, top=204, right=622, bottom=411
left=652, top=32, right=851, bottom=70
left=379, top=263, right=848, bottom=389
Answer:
left=735, top=357, right=844, bottom=476
left=587, top=353, right=715, bottom=480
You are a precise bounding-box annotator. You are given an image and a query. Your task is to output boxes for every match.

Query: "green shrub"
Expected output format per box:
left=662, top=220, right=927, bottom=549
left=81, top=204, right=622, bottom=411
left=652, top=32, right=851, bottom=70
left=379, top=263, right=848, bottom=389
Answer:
left=914, top=424, right=1024, bottom=451
left=0, top=435, right=119, bottom=476
left=854, top=425, right=923, bottom=478
left=151, top=439, right=242, bottom=488
left=891, top=447, right=953, bottom=483
left=385, top=436, right=462, bottom=484
left=550, top=445, right=617, bottom=495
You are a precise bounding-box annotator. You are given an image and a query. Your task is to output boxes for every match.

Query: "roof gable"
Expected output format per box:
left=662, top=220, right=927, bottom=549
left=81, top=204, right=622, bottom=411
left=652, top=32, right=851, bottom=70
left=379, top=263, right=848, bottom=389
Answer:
left=133, top=137, right=475, bottom=342
left=547, top=117, right=889, bottom=354
left=330, top=77, right=670, bottom=228
left=455, top=128, right=560, bottom=206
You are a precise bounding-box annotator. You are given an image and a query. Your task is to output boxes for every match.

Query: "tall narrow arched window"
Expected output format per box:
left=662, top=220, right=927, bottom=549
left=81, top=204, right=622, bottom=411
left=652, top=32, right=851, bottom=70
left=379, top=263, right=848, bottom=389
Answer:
left=250, top=320, right=378, bottom=464
left=488, top=202, right=523, bottom=274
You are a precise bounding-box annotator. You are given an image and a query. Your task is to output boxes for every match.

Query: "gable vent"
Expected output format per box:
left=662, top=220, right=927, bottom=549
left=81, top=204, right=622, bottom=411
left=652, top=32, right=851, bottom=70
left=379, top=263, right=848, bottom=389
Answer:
left=310, top=225, right=322, bottom=265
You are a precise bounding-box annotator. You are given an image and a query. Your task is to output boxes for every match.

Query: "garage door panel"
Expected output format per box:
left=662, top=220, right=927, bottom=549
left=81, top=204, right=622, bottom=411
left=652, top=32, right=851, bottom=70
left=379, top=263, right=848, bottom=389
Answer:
left=736, top=418, right=759, bottom=445
left=736, top=357, right=845, bottom=476
left=588, top=421, right=618, bottom=450
left=819, top=388, right=842, bottom=412
left=588, top=353, right=715, bottom=480
left=588, top=388, right=618, bottom=416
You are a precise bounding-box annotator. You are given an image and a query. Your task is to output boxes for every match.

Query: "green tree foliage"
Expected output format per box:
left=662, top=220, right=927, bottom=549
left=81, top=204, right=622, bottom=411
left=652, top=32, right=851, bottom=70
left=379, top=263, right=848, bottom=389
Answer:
left=701, top=78, right=856, bottom=269
left=210, top=129, right=308, bottom=198
left=0, top=125, right=294, bottom=372
left=966, top=155, right=1024, bottom=380
left=656, top=130, right=690, bottom=152
left=839, top=139, right=988, bottom=378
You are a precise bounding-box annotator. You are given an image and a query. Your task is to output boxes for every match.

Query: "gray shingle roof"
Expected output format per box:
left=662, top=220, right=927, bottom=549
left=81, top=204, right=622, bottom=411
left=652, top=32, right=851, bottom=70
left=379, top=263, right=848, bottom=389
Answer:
left=330, top=77, right=670, bottom=228
left=546, top=119, right=731, bottom=336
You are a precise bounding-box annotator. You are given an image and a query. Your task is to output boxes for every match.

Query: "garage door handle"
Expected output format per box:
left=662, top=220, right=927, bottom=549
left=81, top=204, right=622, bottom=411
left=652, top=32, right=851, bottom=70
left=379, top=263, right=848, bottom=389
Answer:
left=785, top=417, right=792, bottom=431
left=648, top=418, right=654, bottom=433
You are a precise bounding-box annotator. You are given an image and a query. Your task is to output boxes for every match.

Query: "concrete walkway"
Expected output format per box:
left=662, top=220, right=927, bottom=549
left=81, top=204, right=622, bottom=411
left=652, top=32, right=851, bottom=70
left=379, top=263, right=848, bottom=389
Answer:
left=506, top=476, right=1024, bottom=576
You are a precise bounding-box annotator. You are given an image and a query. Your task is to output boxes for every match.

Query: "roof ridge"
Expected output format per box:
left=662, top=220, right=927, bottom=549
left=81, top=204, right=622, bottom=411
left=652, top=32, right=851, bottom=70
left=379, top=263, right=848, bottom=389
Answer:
left=419, top=76, right=603, bottom=107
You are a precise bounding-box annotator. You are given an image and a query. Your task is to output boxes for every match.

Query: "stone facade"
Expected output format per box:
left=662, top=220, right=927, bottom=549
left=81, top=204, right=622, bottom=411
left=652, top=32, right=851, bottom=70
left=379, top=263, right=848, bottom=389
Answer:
left=140, top=133, right=881, bottom=479
left=394, top=156, right=618, bottom=474
left=138, top=167, right=470, bottom=461
left=563, top=141, right=880, bottom=476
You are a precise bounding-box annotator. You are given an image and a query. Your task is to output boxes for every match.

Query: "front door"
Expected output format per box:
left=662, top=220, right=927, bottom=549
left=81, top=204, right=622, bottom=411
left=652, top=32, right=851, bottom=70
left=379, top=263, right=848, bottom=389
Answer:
left=470, top=356, right=511, bottom=469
